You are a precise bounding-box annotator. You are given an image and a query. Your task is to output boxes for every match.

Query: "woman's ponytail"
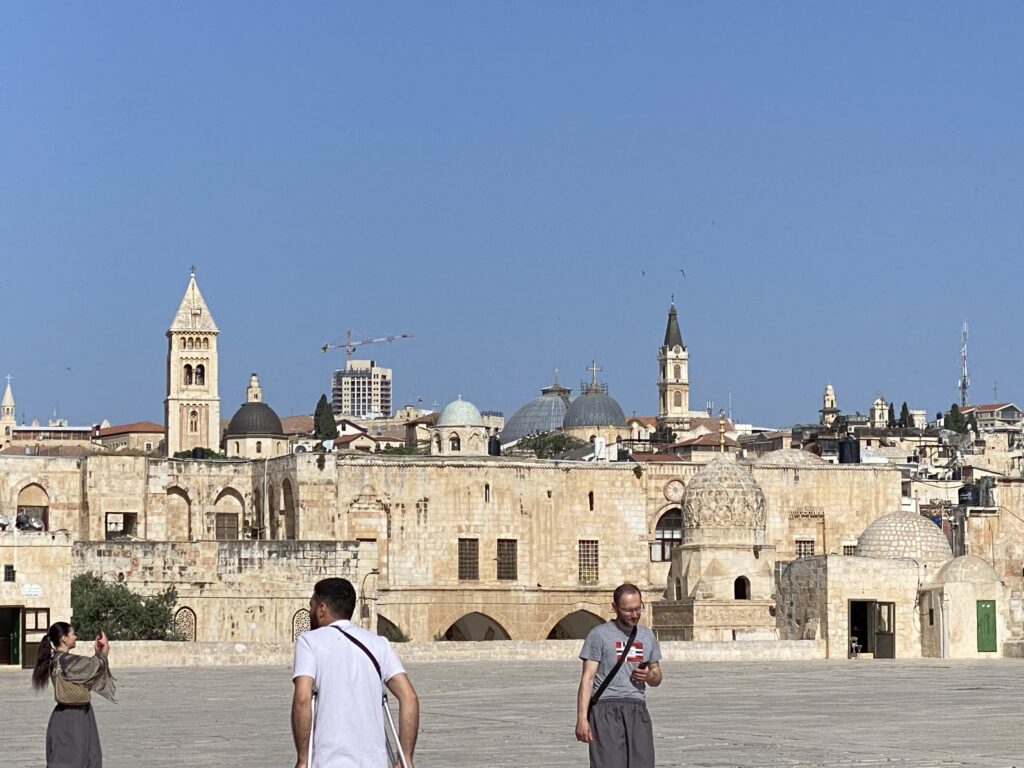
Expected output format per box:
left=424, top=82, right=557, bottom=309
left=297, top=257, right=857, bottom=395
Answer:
left=31, top=622, right=70, bottom=692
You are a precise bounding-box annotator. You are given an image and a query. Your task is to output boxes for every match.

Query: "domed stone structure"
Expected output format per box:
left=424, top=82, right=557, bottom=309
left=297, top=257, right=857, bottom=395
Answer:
left=655, top=458, right=775, bottom=641
left=224, top=374, right=287, bottom=459
left=562, top=385, right=625, bottom=430
left=755, top=449, right=827, bottom=466
left=933, top=554, right=1000, bottom=585
left=855, top=511, right=953, bottom=564
left=501, top=377, right=572, bottom=444
left=681, top=459, right=767, bottom=542
left=431, top=396, right=487, bottom=456
left=436, top=396, right=484, bottom=428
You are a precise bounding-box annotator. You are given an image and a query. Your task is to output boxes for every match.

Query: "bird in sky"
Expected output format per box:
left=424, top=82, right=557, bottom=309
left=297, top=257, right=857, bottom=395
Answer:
left=677, top=269, right=686, bottom=278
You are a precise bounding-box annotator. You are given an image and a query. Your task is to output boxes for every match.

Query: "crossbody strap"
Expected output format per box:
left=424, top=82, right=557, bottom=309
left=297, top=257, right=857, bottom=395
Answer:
left=588, top=623, right=638, bottom=711
left=332, top=625, right=386, bottom=703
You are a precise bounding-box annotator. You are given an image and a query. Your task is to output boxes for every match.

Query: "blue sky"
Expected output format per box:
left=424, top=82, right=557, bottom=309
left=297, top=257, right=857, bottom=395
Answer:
left=3, top=4, right=1024, bottom=428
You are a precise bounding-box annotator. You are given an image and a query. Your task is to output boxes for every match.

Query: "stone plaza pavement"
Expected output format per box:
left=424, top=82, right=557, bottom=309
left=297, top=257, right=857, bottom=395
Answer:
left=3, top=659, right=1023, bottom=767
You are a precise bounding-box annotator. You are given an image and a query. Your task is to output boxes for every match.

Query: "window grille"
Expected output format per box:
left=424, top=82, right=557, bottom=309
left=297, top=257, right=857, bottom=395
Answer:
left=3, top=565, right=14, bottom=582
left=842, top=544, right=857, bottom=556
left=497, top=539, right=517, bottom=580
left=216, top=513, right=239, bottom=541
left=795, top=539, right=815, bottom=558
left=458, top=538, right=479, bottom=580
left=579, top=540, right=599, bottom=584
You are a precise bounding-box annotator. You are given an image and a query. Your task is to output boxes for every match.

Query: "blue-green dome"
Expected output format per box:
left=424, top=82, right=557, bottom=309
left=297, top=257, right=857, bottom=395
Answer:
left=437, top=397, right=484, bottom=427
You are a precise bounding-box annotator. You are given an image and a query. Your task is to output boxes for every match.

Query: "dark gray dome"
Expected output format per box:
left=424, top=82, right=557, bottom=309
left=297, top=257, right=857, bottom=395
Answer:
left=502, top=390, right=570, bottom=443
left=563, top=386, right=625, bottom=429
left=225, top=402, right=284, bottom=437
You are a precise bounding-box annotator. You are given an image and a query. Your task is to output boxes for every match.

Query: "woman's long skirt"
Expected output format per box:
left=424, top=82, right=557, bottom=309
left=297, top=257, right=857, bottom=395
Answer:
left=46, top=703, right=102, bottom=768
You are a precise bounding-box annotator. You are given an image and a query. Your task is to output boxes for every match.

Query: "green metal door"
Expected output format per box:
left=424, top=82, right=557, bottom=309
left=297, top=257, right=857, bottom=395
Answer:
left=977, top=600, right=997, bottom=652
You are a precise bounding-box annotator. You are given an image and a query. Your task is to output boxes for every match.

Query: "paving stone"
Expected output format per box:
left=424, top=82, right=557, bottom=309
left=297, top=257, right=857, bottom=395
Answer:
left=2, top=659, right=1022, bottom=767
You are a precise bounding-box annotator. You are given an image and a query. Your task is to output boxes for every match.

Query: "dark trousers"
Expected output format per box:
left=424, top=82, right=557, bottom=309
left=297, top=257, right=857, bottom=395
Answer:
left=588, top=698, right=655, bottom=768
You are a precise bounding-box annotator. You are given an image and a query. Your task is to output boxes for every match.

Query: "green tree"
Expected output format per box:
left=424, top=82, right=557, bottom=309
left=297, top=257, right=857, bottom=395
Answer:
left=71, top=572, right=179, bottom=641
left=898, top=402, right=912, bottom=429
left=944, top=404, right=968, bottom=433
left=313, top=394, right=336, bottom=443
left=887, top=402, right=896, bottom=428
left=515, top=432, right=587, bottom=459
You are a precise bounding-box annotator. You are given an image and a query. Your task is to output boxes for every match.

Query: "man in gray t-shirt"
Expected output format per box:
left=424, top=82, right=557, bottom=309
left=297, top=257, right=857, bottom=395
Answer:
left=575, top=583, right=662, bottom=768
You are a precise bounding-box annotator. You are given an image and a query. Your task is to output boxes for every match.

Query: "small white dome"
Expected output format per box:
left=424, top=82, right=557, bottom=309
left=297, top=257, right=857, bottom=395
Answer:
left=855, top=512, right=952, bottom=564
left=756, top=449, right=827, bottom=467
left=436, top=397, right=484, bottom=427
left=933, top=555, right=1000, bottom=584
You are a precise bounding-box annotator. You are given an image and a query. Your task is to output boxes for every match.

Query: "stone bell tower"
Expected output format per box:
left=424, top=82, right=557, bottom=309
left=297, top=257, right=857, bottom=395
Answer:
left=164, top=269, right=221, bottom=455
left=657, top=303, right=690, bottom=435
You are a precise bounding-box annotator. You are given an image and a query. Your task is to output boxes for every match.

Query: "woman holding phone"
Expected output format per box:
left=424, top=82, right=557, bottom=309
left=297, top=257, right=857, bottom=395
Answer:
left=31, top=622, right=116, bottom=768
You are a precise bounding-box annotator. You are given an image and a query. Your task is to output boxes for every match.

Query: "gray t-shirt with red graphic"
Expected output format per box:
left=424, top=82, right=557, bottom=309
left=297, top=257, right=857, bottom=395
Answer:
left=580, top=621, right=662, bottom=702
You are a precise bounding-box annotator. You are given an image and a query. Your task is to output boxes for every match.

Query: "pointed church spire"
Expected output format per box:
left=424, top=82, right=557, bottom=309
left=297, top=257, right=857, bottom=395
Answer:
left=663, top=303, right=684, bottom=349
left=169, top=270, right=219, bottom=333
left=2, top=375, right=14, bottom=409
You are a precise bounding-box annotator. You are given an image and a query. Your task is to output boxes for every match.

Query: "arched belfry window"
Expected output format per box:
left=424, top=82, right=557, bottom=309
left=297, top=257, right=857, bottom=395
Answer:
left=195, top=364, right=205, bottom=386
left=183, top=365, right=193, bottom=385
left=652, top=509, right=683, bottom=562
left=673, top=364, right=681, bottom=380
left=187, top=338, right=194, bottom=350
left=189, top=410, right=199, bottom=433
left=673, top=391, right=682, bottom=408
left=202, top=338, right=209, bottom=350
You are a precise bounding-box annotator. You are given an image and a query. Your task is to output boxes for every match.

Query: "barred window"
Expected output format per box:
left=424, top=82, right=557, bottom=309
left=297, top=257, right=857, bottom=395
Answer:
left=458, top=538, right=479, bottom=580
left=795, top=539, right=815, bottom=558
left=497, top=539, right=517, bottom=580
left=416, top=498, right=429, bottom=525
left=3, top=564, right=14, bottom=582
left=579, top=540, right=599, bottom=584
left=842, top=544, right=857, bottom=556
left=216, top=513, right=239, bottom=541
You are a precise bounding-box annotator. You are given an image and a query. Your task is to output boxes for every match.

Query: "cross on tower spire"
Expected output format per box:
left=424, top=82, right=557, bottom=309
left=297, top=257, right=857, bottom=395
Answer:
left=587, top=360, right=602, bottom=386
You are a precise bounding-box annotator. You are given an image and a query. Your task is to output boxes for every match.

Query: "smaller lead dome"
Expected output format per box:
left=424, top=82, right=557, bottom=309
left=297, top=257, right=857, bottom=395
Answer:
left=225, top=402, right=284, bottom=437
left=437, top=397, right=483, bottom=427
left=755, top=449, right=827, bottom=466
left=855, top=511, right=952, bottom=563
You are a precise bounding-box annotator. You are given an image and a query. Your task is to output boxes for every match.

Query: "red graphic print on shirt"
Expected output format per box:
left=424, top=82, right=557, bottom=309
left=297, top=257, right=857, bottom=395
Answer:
left=615, top=640, right=645, bottom=663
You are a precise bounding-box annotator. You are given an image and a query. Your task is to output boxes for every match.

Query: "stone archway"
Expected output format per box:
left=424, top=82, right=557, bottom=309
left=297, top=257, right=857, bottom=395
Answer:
left=16, top=483, right=49, bottom=531
left=546, top=610, right=604, bottom=640
left=282, top=479, right=297, bottom=540
left=442, top=612, right=511, bottom=641
left=213, top=488, right=244, bottom=540
left=166, top=486, right=191, bottom=541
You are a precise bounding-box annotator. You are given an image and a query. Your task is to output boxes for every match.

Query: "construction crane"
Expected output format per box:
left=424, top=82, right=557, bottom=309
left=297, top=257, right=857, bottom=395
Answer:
left=321, top=330, right=413, bottom=360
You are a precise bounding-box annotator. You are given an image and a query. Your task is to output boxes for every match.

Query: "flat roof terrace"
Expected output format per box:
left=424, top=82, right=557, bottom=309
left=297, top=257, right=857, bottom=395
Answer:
left=2, top=659, right=1021, bottom=767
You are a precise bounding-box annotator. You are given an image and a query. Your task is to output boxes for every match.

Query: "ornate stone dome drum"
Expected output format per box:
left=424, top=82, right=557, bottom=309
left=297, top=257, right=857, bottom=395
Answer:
left=680, top=458, right=767, bottom=546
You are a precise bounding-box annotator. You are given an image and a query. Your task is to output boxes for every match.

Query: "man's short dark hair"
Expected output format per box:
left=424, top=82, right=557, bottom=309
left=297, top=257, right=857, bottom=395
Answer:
left=313, top=578, right=357, bottom=620
left=613, top=583, right=642, bottom=606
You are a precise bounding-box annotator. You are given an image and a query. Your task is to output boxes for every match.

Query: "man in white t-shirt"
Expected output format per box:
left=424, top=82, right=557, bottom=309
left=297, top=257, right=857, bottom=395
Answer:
left=292, top=577, right=419, bottom=768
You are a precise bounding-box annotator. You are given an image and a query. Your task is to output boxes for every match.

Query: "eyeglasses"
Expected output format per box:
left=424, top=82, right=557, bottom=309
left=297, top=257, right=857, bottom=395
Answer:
left=617, top=605, right=645, bottom=615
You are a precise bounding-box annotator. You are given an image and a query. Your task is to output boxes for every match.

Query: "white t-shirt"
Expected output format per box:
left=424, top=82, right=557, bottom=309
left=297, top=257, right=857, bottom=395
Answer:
left=293, top=619, right=406, bottom=768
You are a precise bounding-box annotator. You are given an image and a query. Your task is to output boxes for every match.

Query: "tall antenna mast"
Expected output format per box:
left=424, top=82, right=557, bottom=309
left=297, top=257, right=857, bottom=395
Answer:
left=959, top=320, right=970, bottom=408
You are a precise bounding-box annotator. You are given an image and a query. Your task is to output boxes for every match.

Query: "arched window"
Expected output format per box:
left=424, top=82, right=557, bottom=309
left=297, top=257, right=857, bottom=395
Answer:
left=588, top=491, right=595, bottom=512
left=183, top=364, right=193, bottom=385
left=449, top=434, right=461, bottom=451
left=652, top=509, right=683, bottom=561
left=179, top=337, right=186, bottom=349
left=734, top=576, right=751, bottom=600
left=202, top=338, right=209, bottom=350
left=195, top=364, right=205, bottom=386
left=256, top=440, right=262, bottom=454
left=189, top=410, right=199, bottom=433
left=234, top=442, right=240, bottom=454
left=187, top=337, right=194, bottom=349
left=673, top=364, right=681, bottom=380
left=672, top=391, right=682, bottom=408
left=292, top=609, right=311, bottom=641
left=484, top=483, right=491, bottom=503
left=173, top=607, right=197, bottom=641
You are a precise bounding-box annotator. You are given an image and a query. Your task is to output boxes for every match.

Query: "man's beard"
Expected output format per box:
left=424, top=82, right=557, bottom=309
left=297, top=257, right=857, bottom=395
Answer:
left=310, top=611, right=320, bottom=630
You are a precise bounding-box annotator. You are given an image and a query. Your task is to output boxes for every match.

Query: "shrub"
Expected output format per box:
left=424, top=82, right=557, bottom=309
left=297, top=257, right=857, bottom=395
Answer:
left=71, top=572, right=179, bottom=641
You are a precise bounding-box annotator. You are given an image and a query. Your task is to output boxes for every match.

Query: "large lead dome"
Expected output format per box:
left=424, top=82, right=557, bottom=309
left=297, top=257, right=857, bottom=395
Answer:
left=502, top=379, right=572, bottom=443
left=562, top=384, right=625, bottom=429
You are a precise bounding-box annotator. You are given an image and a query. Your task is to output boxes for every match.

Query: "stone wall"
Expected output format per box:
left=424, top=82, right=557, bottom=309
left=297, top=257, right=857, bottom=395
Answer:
left=106, top=638, right=824, bottom=667
left=72, top=539, right=377, bottom=643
